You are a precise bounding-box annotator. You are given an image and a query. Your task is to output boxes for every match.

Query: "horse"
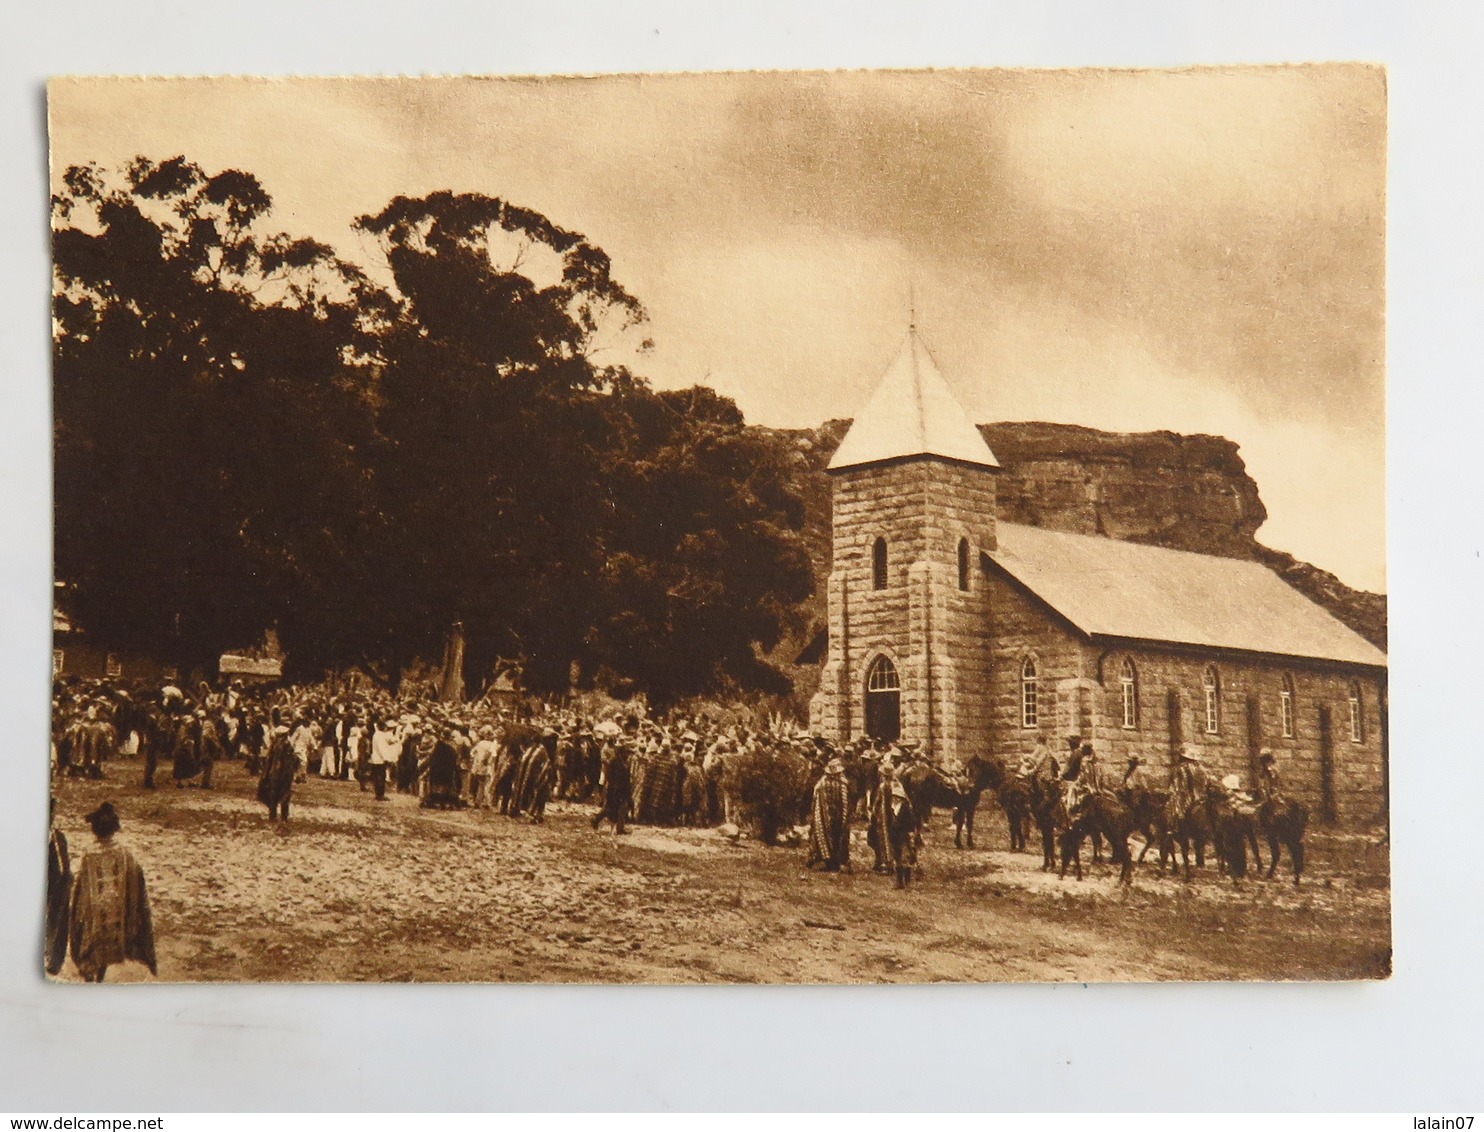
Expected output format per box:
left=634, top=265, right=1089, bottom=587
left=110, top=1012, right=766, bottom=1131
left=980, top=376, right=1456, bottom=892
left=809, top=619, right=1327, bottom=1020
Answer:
left=1161, top=770, right=1217, bottom=879
left=1165, top=801, right=1213, bottom=878
left=996, top=774, right=1033, bottom=852
left=898, top=762, right=968, bottom=849
left=951, top=753, right=1013, bottom=850
left=1209, top=792, right=1264, bottom=884
left=1120, top=783, right=1173, bottom=867
left=1027, top=763, right=1064, bottom=871
left=1258, top=798, right=1309, bottom=885
left=1057, top=791, right=1138, bottom=886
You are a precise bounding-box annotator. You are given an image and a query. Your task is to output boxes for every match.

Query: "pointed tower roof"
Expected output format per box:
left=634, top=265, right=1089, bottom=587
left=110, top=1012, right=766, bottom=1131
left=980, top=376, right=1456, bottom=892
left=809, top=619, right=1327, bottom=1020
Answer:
left=827, top=329, right=1000, bottom=472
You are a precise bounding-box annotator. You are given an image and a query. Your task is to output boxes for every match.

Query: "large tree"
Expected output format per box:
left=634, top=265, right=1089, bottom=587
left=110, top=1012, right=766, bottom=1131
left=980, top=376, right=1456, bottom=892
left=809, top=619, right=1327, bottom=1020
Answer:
left=356, top=192, right=813, bottom=700
left=55, top=169, right=815, bottom=699
left=355, top=191, right=648, bottom=691
left=594, top=385, right=815, bottom=702
left=52, top=157, right=391, bottom=673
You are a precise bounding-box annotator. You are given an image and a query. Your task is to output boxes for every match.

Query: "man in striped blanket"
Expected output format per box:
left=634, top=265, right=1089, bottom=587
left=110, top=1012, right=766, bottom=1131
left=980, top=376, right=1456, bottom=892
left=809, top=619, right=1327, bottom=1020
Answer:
left=806, top=758, right=852, bottom=872
left=510, top=731, right=555, bottom=822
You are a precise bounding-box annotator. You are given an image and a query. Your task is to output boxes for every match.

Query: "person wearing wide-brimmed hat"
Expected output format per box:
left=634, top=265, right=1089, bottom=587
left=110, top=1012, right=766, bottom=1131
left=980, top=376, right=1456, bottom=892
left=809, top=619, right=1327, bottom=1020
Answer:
left=468, top=725, right=499, bottom=809
left=1167, top=744, right=1210, bottom=824
left=68, top=802, right=156, bottom=983
left=870, top=760, right=919, bottom=888
left=805, top=757, right=851, bottom=872
left=167, top=705, right=203, bottom=788
left=421, top=723, right=463, bottom=810
left=1060, top=734, right=1083, bottom=776
left=509, top=730, right=555, bottom=823
left=369, top=715, right=403, bottom=802
left=1257, top=748, right=1286, bottom=808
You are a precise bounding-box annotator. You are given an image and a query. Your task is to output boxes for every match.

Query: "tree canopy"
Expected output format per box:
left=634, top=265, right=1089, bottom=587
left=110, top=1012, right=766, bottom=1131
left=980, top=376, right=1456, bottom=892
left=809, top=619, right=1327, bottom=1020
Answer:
left=53, top=157, right=390, bottom=674
left=53, top=164, right=814, bottom=702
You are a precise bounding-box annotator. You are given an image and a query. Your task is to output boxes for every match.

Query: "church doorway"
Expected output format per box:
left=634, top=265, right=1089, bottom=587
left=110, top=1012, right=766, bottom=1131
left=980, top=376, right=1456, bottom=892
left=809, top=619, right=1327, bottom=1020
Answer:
left=865, top=655, right=901, bottom=742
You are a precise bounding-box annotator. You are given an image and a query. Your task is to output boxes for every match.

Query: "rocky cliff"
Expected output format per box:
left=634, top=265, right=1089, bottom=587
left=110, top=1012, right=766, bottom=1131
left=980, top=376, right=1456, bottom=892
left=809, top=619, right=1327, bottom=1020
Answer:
left=766, top=419, right=1387, bottom=662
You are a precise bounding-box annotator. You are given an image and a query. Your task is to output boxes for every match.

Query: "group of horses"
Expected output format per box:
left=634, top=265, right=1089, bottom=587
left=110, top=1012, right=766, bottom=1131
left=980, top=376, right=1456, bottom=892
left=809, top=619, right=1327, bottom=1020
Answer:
left=834, top=751, right=1309, bottom=888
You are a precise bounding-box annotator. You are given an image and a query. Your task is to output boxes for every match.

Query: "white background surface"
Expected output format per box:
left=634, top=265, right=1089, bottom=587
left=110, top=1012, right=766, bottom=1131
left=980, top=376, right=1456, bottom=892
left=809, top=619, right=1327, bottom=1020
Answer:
left=1, top=0, right=1479, bottom=1112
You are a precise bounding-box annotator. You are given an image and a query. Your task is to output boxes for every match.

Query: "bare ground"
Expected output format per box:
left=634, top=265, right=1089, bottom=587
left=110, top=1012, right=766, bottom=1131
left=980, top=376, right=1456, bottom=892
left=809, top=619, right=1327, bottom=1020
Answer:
left=46, top=762, right=1392, bottom=984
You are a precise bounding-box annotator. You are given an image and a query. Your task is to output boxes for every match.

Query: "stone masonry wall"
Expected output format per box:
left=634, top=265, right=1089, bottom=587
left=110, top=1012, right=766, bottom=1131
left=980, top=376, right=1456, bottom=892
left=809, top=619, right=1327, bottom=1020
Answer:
left=983, top=573, right=1090, bottom=762
left=813, top=458, right=999, bottom=764
left=980, top=571, right=1387, bottom=825
left=812, top=459, right=1388, bottom=828
left=1076, top=642, right=1387, bottom=825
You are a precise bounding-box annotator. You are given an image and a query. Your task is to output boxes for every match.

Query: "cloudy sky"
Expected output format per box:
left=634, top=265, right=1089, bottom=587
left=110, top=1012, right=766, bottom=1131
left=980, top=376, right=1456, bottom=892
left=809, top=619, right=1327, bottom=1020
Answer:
left=49, top=67, right=1387, bottom=592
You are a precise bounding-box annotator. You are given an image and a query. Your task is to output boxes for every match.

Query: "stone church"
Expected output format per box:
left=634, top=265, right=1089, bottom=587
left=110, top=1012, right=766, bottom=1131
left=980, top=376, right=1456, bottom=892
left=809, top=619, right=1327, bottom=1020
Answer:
left=809, top=329, right=1388, bottom=824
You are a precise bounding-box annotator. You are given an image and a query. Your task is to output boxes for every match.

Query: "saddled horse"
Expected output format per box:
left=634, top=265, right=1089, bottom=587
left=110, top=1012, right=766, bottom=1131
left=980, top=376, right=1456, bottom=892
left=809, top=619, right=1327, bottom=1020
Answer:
left=1162, top=777, right=1216, bottom=880
left=1166, top=804, right=1212, bottom=878
left=1209, top=792, right=1265, bottom=884
left=1057, top=789, right=1138, bottom=887
left=1027, top=762, right=1064, bottom=871
left=1120, top=783, right=1173, bottom=867
left=950, top=753, right=1014, bottom=850
left=996, top=773, right=1033, bottom=853
left=897, top=761, right=968, bottom=850
left=1258, top=798, right=1309, bottom=885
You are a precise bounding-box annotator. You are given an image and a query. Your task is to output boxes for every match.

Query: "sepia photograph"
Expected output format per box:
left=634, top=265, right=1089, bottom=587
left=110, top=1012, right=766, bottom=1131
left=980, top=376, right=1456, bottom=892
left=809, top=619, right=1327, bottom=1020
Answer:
left=45, top=66, right=1389, bottom=986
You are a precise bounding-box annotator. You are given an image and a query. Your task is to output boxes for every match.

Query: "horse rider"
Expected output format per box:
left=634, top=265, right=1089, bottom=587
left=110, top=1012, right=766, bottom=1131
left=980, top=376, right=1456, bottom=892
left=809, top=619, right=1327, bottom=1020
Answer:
left=1060, top=734, right=1083, bottom=779
left=1167, top=744, right=1209, bottom=821
left=1257, top=749, right=1286, bottom=808
left=1122, top=752, right=1152, bottom=793
left=1075, top=741, right=1111, bottom=795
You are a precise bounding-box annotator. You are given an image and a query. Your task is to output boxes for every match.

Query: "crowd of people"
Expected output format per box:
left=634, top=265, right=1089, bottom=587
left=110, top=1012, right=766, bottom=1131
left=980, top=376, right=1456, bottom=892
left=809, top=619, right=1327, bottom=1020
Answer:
left=47, top=673, right=1303, bottom=977
left=51, top=674, right=984, bottom=903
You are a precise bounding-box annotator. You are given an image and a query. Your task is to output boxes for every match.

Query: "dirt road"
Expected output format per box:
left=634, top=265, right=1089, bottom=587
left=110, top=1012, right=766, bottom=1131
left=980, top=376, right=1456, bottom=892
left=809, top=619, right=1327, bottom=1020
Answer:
left=47, top=762, right=1391, bottom=983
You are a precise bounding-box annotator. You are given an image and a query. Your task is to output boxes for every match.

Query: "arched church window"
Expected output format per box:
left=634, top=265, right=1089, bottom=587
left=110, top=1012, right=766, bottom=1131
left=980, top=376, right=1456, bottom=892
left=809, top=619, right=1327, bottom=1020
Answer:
left=1021, top=656, right=1039, bottom=728
left=1280, top=674, right=1296, bottom=738
left=1120, top=657, right=1138, bottom=729
left=872, top=537, right=888, bottom=590
left=1349, top=681, right=1364, bottom=743
left=958, top=537, right=970, bottom=592
left=865, top=655, right=901, bottom=742
left=1203, top=665, right=1221, bottom=734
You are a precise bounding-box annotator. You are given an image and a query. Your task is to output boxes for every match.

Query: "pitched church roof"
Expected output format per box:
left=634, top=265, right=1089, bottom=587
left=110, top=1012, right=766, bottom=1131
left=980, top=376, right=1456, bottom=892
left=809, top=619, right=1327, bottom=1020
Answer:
left=828, top=329, right=1000, bottom=472
left=987, top=522, right=1387, bottom=669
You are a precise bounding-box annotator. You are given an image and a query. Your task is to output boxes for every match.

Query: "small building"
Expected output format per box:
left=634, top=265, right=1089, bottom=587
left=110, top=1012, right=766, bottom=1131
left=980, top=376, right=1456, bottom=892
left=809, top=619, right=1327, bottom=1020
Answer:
left=481, top=669, right=522, bottom=714
left=52, top=603, right=182, bottom=687
left=809, top=328, right=1387, bottom=823
left=218, top=653, right=284, bottom=683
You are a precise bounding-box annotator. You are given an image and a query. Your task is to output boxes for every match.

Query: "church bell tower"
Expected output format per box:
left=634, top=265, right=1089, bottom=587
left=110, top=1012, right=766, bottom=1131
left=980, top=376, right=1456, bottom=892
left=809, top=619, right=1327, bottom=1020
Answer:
left=810, top=327, right=1000, bottom=766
